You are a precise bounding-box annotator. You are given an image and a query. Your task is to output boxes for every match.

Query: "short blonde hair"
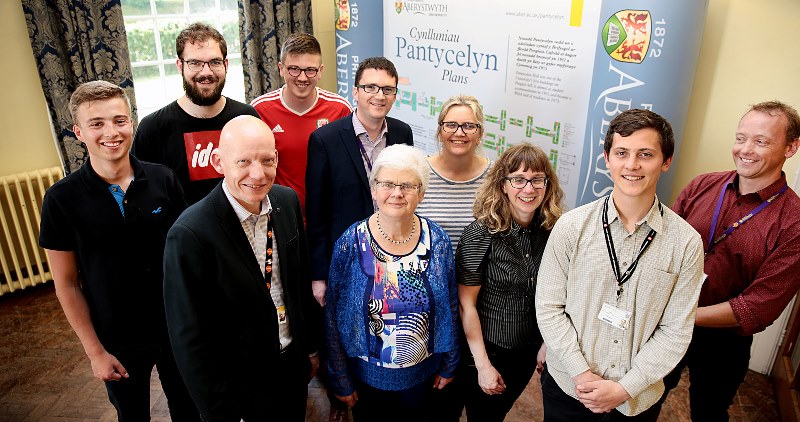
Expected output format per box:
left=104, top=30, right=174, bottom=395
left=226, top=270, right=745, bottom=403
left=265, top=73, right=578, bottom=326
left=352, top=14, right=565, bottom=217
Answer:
left=473, top=143, right=563, bottom=232
left=436, top=94, right=485, bottom=141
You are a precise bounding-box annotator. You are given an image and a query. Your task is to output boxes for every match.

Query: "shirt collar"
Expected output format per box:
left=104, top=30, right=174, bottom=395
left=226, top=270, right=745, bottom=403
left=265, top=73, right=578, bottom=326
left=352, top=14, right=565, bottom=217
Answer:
left=80, top=154, right=143, bottom=191
left=221, top=181, right=272, bottom=222
left=352, top=112, right=388, bottom=141
left=731, top=171, right=788, bottom=201
left=606, top=194, right=664, bottom=233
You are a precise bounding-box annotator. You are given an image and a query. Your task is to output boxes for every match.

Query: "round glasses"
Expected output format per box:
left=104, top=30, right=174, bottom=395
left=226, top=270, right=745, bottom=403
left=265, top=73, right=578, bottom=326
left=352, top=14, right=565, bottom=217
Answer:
left=440, top=121, right=481, bottom=134
left=505, top=176, right=547, bottom=190
left=285, top=66, right=319, bottom=78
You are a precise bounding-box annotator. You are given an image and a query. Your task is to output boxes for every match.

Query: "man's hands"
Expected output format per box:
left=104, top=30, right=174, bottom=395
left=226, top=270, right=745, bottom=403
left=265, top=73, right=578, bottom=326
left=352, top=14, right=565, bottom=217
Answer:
left=89, top=350, right=128, bottom=381
left=572, top=370, right=631, bottom=414
left=337, top=391, right=358, bottom=407
left=309, top=355, right=320, bottom=381
left=312, top=279, right=327, bottom=306
left=536, top=343, right=547, bottom=374
left=477, top=363, right=506, bottom=395
left=432, top=375, right=453, bottom=390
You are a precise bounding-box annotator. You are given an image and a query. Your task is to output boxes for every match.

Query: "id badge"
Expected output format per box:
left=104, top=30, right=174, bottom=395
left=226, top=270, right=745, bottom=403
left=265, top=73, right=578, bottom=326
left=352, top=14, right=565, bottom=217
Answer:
left=276, top=305, right=287, bottom=325
left=598, top=303, right=632, bottom=331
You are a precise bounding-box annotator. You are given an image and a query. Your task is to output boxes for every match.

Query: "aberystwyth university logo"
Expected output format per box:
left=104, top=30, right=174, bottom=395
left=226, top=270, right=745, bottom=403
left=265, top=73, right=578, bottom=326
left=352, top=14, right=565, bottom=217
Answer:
left=396, top=2, right=403, bottom=14
left=602, top=10, right=651, bottom=64
left=335, top=0, right=350, bottom=30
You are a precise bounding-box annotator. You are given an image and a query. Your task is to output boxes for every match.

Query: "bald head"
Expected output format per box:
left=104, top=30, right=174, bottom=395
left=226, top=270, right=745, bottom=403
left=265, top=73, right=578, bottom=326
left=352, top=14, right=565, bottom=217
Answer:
left=211, top=115, right=278, bottom=214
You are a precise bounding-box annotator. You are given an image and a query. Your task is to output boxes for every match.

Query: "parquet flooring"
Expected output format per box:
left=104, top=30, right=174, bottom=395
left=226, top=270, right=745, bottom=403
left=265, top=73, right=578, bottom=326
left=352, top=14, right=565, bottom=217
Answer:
left=0, top=284, right=778, bottom=421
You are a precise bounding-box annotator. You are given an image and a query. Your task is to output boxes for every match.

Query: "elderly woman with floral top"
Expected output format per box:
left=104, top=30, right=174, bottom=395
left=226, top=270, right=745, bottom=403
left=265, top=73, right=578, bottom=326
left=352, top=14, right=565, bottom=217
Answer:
left=325, top=144, right=460, bottom=421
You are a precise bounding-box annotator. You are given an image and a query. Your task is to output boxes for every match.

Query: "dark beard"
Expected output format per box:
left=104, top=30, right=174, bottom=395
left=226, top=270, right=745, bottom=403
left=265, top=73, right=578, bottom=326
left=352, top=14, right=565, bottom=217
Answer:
left=183, top=75, right=225, bottom=106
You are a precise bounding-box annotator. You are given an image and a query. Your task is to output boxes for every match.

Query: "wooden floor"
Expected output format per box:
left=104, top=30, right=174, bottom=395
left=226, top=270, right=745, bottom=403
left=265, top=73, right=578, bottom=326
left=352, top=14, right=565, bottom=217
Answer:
left=0, top=283, right=779, bottom=421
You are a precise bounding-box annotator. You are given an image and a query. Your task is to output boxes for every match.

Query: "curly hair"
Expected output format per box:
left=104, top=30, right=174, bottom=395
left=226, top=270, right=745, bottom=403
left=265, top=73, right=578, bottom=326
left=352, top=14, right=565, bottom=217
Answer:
left=473, top=143, right=564, bottom=232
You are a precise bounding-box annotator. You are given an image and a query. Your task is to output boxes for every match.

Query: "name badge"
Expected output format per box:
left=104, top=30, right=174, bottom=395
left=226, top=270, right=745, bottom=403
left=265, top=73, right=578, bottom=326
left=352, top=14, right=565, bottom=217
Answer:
left=598, top=303, right=632, bottom=331
left=277, top=305, right=287, bottom=325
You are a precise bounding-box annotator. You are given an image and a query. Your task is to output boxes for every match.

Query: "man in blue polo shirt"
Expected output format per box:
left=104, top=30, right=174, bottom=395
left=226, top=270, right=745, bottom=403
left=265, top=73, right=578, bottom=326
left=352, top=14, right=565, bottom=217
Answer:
left=39, top=81, right=198, bottom=420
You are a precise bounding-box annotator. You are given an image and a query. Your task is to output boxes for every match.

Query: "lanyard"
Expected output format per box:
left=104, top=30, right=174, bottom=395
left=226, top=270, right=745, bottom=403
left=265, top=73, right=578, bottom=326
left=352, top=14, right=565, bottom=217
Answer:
left=602, top=196, right=662, bottom=297
left=265, top=214, right=274, bottom=289
left=356, top=138, right=373, bottom=173
left=705, top=178, right=788, bottom=254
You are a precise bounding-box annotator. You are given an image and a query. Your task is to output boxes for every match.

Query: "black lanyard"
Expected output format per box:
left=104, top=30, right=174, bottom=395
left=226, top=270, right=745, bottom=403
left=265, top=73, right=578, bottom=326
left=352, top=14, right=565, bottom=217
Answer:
left=265, top=214, right=274, bottom=289
left=602, top=196, right=662, bottom=297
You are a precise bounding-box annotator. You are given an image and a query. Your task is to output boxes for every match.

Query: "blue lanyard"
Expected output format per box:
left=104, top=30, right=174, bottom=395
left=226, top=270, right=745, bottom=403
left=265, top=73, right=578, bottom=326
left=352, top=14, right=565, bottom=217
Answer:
left=356, top=139, right=373, bottom=173
left=705, top=177, right=787, bottom=254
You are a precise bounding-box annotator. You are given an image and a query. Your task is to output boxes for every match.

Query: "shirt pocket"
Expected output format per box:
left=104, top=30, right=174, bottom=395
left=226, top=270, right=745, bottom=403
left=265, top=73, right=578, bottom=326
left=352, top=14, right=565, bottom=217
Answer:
left=634, top=268, right=678, bottom=316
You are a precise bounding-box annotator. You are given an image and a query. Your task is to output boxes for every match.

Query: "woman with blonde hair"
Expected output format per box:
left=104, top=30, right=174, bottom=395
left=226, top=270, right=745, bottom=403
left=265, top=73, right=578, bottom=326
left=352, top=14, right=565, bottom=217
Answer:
left=416, top=94, right=492, bottom=249
left=455, top=143, right=564, bottom=421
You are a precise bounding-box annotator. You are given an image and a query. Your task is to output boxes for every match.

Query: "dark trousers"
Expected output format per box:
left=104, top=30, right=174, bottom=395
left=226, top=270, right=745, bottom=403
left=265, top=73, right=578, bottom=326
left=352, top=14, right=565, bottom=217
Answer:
left=351, top=377, right=434, bottom=422
left=105, top=345, right=199, bottom=422
left=236, top=342, right=311, bottom=422
left=540, top=365, right=660, bottom=422
left=658, top=327, right=752, bottom=422
left=450, top=341, right=540, bottom=422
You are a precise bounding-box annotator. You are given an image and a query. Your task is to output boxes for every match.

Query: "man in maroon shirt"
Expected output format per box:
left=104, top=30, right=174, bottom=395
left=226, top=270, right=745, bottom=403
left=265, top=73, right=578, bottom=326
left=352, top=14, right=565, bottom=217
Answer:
left=658, top=101, right=800, bottom=421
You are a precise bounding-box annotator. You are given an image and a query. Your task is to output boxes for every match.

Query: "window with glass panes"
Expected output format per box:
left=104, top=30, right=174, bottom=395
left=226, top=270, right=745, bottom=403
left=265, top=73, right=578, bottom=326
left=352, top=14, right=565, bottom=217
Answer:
left=121, top=0, right=245, bottom=121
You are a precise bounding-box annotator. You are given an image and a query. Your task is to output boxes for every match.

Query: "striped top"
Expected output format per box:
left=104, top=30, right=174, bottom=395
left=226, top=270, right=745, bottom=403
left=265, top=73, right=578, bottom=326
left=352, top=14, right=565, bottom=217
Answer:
left=416, top=158, right=491, bottom=250
left=456, top=219, right=548, bottom=349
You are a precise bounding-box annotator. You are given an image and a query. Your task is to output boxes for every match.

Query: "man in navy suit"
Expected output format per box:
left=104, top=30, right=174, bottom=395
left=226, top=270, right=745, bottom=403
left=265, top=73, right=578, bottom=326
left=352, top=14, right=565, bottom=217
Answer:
left=164, top=116, right=318, bottom=421
left=305, top=56, right=414, bottom=307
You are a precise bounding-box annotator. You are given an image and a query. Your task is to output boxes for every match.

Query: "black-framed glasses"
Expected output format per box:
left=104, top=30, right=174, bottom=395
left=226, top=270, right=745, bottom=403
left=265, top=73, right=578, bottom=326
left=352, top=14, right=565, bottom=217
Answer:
left=285, top=66, right=319, bottom=78
left=356, top=84, right=398, bottom=95
left=374, top=181, right=420, bottom=193
left=505, top=176, right=547, bottom=190
left=181, top=59, right=226, bottom=72
left=440, top=121, right=482, bottom=134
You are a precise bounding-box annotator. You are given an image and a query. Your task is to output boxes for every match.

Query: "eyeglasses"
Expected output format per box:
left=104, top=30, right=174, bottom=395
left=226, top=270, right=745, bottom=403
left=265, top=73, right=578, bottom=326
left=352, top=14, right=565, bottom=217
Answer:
left=181, top=59, right=225, bottom=72
left=285, top=66, right=319, bottom=78
left=505, top=176, right=547, bottom=190
left=440, top=121, right=482, bottom=134
left=356, top=84, right=398, bottom=96
left=374, top=181, right=420, bottom=193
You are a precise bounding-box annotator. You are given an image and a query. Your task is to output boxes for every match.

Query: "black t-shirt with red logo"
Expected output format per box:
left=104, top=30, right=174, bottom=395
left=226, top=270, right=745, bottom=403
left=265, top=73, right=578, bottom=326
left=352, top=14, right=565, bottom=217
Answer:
left=132, top=97, right=259, bottom=204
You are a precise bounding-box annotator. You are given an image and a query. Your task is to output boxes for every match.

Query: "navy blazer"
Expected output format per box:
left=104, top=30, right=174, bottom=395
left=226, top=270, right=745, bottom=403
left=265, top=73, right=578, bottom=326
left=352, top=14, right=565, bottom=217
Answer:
left=305, top=113, right=414, bottom=280
left=163, top=183, right=317, bottom=421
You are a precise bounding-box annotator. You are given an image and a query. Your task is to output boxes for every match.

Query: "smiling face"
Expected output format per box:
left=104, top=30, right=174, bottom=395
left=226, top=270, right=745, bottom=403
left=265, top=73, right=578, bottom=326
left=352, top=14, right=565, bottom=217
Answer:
left=438, top=105, right=482, bottom=157
left=502, top=165, right=546, bottom=227
left=279, top=53, right=322, bottom=103
left=73, top=97, right=133, bottom=165
left=371, top=168, right=423, bottom=220
left=733, top=110, right=799, bottom=192
left=211, top=117, right=277, bottom=214
left=604, top=128, right=671, bottom=203
left=354, top=68, right=397, bottom=126
left=179, top=39, right=227, bottom=106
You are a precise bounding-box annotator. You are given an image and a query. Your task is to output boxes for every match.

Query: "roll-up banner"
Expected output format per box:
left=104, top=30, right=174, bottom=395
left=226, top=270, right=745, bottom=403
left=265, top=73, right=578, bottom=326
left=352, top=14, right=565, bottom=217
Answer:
left=336, top=1, right=707, bottom=208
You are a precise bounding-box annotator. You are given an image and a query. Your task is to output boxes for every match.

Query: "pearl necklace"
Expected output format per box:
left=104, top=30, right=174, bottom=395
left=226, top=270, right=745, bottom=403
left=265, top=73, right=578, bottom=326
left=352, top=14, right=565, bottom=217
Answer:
left=376, top=212, right=416, bottom=245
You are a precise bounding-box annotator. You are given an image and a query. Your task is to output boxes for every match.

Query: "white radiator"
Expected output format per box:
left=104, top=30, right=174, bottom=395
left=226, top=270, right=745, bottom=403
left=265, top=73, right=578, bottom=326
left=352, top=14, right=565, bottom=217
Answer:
left=0, top=166, right=63, bottom=295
